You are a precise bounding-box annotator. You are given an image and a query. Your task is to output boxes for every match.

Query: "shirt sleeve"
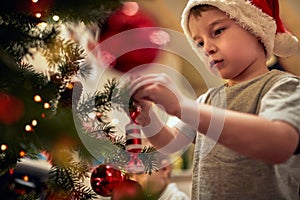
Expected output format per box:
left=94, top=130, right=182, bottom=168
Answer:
left=259, top=74, right=300, bottom=133
left=173, top=90, right=211, bottom=140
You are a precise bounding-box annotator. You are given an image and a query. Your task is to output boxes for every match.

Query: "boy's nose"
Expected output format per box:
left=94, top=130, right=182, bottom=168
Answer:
left=204, top=42, right=217, bottom=56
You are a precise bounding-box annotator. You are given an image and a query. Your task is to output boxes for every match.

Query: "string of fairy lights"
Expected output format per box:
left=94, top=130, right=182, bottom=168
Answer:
left=32, top=0, right=60, bottom=22
left=0, top=93, right=51, bottom=158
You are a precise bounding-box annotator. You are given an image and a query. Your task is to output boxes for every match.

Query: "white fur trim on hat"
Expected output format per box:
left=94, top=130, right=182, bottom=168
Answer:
left=181, top=0, right=277, bottom=60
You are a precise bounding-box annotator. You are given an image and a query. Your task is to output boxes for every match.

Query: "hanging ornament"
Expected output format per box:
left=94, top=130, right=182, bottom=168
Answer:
left=95, top=2, right=162, bottom=73
left=125, top=107, right=145, bottom=173
left=90, top=164, right=127, bottom=197
left=111, top=179, right=146, bottom=200
left=129, top=106, right=141, bottom=124
left=0, top=92, right=24, bottom=125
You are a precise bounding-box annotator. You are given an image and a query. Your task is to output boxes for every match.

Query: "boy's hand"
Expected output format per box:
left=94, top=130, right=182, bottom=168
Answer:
left=130, top=73, right=186, bottom=118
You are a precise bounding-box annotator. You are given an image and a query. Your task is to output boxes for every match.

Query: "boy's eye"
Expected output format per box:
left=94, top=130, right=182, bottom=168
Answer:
left=214, top=28, right=225, bottom=36
left=197, top=41, right=204, bottom=48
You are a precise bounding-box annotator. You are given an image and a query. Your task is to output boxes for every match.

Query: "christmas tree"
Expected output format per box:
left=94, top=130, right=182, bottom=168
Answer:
left=0, top=1, right=160, bottom=199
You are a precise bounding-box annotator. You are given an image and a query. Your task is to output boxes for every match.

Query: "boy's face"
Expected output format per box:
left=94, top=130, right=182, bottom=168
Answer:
left=188, top=7, right=266, bottom=81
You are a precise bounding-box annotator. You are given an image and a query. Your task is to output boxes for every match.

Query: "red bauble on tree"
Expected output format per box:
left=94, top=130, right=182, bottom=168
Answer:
left=111, top=179, right=146, bottom=200
left=93, top=2, right=162, bottom=73
left=90, top=164, right=127, bottom=197
left=0, top=92, right=24, bottom=125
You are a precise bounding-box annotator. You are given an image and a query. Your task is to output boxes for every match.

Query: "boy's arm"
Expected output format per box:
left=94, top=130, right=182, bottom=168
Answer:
left=131, top=73, right=299, bottom=164
left=180, top=99, right=299, bottom=164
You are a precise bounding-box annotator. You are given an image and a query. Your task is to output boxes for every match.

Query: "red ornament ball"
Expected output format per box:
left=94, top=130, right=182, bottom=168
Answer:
left=90, top=164, right=127, bottom=197
left=0, top=92, right=24, bottom=125
left=95, top=2, right=161, bottom=73
left=111, top=179, right=146, bottom=200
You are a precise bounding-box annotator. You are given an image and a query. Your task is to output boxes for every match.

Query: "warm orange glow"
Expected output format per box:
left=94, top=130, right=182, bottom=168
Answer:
left=66, top=82, right=74, bottom=89
left=32, top=0, right=38, bottom=3
left=31, top=119, right=38, bottom=126
left=23, top=175, right=29, bottom=182
left=34, top=95, right=42, bottom=102
left=25, top=125, right=33, bottom=132
left=44, top=102, right=50, bottom=109
left=1, top=144, right=8, bottom=151
left=19, top=150, right=26, bottom=157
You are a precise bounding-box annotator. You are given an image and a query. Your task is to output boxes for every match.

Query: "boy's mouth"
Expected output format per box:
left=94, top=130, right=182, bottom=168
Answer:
left=210, top=59, right=223, bottom=69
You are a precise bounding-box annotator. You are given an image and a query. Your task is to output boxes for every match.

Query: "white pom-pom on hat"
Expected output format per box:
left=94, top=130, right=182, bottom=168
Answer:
left=268, top=0, right=299, bottom=57
left=274, top=32, right=299, bottom=57
left=181, top=0, right=299, bottom=59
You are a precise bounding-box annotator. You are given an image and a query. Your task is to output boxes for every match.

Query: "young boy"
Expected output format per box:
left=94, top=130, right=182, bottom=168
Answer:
left=130, top=0, right=300, bottom=199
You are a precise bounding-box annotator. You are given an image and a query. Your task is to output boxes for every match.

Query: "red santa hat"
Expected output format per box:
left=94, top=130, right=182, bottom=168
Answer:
left=181, top=0, right=299, bottom=59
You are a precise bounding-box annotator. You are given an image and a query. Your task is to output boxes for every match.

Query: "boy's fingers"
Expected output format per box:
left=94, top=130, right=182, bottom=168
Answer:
left=129, top=74, right=170, bottom=97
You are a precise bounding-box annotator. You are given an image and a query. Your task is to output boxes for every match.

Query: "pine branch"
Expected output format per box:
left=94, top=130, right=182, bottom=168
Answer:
left=47, top=159, right=97, bottom=200
left=0, top=13, right=59, bottom=61
left=76, top=78, right=129, bottom=121
left=43, top=38, right=86, bottom=77
left=17, top=192, right=39, bottom=200
left=140, top=146, right=160, bottom=175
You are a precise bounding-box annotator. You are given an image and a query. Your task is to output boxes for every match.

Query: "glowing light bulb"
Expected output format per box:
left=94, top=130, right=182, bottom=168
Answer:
left=25, top=125, right=33, bottom=132
left=23, top=175, right=29, bottom=182
left=34, top=95, right=42, bottom=102
left=1, top=144, right=8, bottom=151
left=35, top=13, right=42, bottom=18
left=52, top=15, right=60, bottom=22
left=32, top=0, right=38, bottom=3
left=44, top=102, right=50, bottom=109
left=32, top=120, right=38, bottom=126
left=19, top=150, right=26, bottom=157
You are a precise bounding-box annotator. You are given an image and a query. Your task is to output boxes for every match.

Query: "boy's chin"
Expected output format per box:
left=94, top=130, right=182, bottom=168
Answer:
left=208, top=66, right=222, bottom=78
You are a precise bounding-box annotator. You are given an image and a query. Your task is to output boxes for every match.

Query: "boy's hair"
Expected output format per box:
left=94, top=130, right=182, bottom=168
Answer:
left=189, top=4, right=215, bottom=18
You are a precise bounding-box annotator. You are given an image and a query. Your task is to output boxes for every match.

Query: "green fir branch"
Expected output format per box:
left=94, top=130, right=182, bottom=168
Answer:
left=47, top=160, right=97, bottom=200
left=17, top=192, right=39, bottom=200
left=140, top=146, right=160, bottom=175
